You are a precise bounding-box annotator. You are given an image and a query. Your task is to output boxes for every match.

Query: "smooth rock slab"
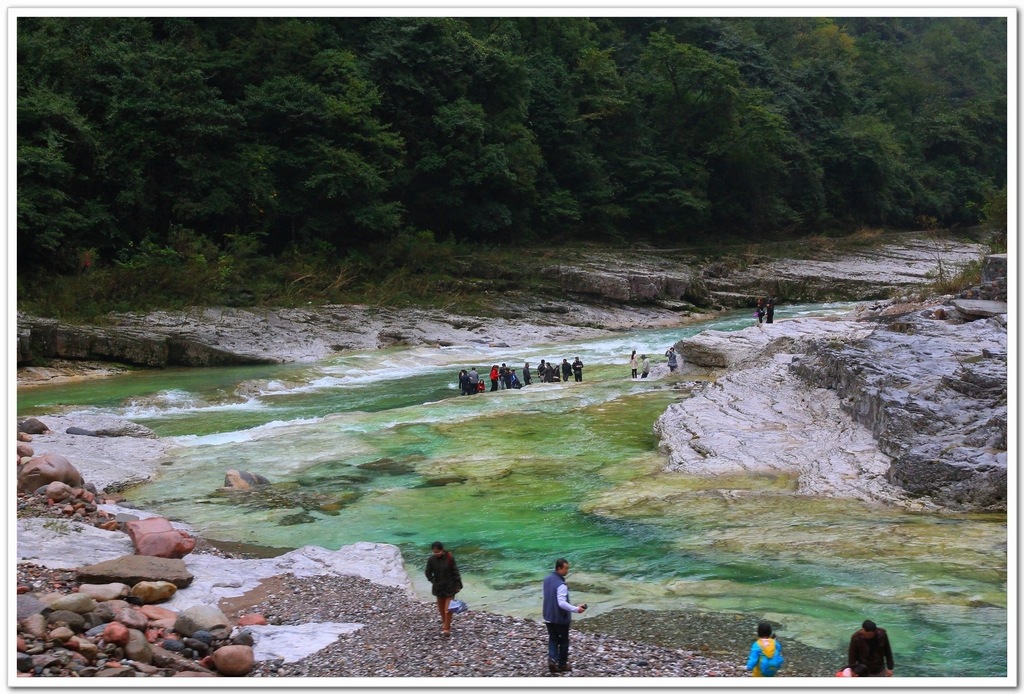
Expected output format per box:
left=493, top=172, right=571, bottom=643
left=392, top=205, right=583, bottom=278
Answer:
left=77, top=555, right=193, bottom=588
left=17, top=518, right=135, bottom=569
left=951, top=299, right=1008, bottom=319
left=243, top=622, right=363, bottom=664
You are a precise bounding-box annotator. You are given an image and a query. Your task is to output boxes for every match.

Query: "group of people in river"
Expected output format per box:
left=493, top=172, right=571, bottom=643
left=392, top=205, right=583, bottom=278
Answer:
left=425, top=542, right=896, bottom=677
left=456, top=358, right=585, bottom=395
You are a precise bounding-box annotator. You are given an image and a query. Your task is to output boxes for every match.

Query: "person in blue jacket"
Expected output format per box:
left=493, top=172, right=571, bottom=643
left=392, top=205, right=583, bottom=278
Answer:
left=542, top=558, right=587, bottom=673
left=746, top=621, right=783, bottom=677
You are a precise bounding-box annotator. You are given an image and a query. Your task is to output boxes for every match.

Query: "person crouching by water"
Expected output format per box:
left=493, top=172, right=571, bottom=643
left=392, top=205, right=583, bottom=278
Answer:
left=542, top=558, right=587, bottom=673
left=425, top=541, right=463, bottom=636
left=848, top=619, right=894, bottom=677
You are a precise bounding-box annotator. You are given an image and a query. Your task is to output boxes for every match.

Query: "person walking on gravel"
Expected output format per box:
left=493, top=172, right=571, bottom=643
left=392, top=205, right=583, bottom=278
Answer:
left=425, top=541, right=463, bottom=636
left=542, top=558, right=587, bottom=673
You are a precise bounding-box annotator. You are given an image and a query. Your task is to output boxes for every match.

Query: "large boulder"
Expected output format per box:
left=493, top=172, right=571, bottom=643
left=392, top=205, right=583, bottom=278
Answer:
left=18, top=453, right=83, bottom=493
left=76, top=555, right=194, bottom=588
left=211, top=645, right=254, bottom=676
left=18, top=518, right=135, bottom=569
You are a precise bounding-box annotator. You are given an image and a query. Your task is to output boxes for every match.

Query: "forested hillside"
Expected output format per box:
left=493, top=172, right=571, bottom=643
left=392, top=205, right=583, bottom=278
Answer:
left=17, top=17, right=1007, bottom=310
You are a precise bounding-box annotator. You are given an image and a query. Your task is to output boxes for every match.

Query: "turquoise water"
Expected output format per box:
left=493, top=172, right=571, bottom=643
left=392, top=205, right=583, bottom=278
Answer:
left=17, top=303, right=1007, bottom=677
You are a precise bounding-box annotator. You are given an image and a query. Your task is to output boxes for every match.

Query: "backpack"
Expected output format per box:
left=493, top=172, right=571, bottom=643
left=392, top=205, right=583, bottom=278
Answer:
left=759, top=642, right=784, bottom=677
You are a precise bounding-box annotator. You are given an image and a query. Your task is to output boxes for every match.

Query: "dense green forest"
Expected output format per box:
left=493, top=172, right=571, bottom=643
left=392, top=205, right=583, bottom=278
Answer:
left=17, top=16, right=1007, bottom=313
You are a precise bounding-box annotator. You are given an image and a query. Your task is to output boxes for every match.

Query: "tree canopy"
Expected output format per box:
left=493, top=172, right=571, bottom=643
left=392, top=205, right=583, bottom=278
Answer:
left=18, top=16, right=1007, bottom=276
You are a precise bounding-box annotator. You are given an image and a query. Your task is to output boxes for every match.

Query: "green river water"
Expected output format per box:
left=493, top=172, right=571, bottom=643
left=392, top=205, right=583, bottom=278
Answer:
left=17, top=303, right=1007, bottom=677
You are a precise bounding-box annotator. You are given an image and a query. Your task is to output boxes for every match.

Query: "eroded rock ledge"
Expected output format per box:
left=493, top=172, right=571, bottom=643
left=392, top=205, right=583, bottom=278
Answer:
left=657, top=300, right=1007, bottom=512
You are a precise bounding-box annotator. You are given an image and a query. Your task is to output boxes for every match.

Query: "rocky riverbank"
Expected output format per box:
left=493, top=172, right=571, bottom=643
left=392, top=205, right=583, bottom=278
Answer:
left=14, top=420, right=771, bottom=680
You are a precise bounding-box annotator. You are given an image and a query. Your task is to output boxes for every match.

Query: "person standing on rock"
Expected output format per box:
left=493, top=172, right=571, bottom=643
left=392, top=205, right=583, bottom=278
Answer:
left=630, top=350, right=638, bottom=379
left=490, top=365, right=500, bottom=392
left=458, top=369, right=470, bottom=396
left=523, top=362, right=532, bottom=386
left=755, top=298, right=766, bottom=327
left=468, top=367, right=479, bottom=394
left=765, top=299, right=775, bottom=324
left=542, top=558, right=587, bottom=673
left=561, top=359, right=572, bottom=383
left=848, top=620, right=894, bottom=677
left=640, top=355, right=650, bottom=378
left=665, top=347, right=678, bottom=373
left=572, top=357, right=584, bottom=382
left=425, top=541, right=463, bottom=636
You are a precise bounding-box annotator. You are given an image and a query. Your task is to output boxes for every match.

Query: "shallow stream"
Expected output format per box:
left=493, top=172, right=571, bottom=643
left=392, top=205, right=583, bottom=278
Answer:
left=17, top=303, right=1007, bottom=677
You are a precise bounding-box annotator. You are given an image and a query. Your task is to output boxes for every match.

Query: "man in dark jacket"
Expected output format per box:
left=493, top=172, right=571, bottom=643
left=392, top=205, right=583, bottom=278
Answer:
left=542, top=558, right=587, bottom=674
left=848, top=620, right=894, bottom=676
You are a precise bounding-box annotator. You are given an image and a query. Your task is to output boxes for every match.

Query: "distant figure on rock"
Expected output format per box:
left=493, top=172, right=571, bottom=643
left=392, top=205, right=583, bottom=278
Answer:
left=523, top=362, right=532, bottom=386
left=561, top=359, right=572, bottom=383
left=765, top=299, right=775, bottom=324
left=458, top=369, right=470, bottom=396
left=467, top=367, right=480, bottom=394
left=490, top=365, right=500, bottom=392
left=640, top=355, right=650, bottom=379
left=425, top=541, right=462, bottom=637
left=665, top=347, right=678, bottom=373
left=630, top=350, right=638, bottom=379
left=222, top=469, right=270, bottom=490
left=572, top=357, right=583, bottom=382
left=755, top=298, right=766, bottom=327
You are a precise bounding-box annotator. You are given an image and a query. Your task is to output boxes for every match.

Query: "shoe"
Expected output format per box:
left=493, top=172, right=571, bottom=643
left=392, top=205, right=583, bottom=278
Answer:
left=558, top=664, right=572, bottom=672
left=548, top=660, right=558, bottom=674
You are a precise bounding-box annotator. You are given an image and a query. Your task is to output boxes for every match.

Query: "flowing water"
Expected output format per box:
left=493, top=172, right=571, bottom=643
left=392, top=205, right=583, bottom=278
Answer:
left=17, top=303, right=1007, bottom=677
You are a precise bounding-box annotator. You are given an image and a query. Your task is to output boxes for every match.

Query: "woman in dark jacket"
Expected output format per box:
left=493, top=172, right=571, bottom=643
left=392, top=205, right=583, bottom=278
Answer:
left=425, top=541, right=463, bottom=635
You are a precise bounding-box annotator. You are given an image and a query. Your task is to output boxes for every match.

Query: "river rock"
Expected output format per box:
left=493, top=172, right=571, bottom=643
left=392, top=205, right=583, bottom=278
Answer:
left=115, top=606, right=150, bottom=631
left=48, top=626, right=75, bottom=643
left=125, top=629, right=154, bottom=664
left=130, top=581, right=177, bottom=603
left=18, top=453, right=84, bottom=494
left=17, top=594, right=49, bottom=620
left=174, top=605, right=230, bottom=637
left=125, top=517, right=196, bottom=558
left=77, top=582, right=130, bottom=602
left=211, top=644, right=254, bottom=676
left=951, top=299, right=1008, bottom=319
left=102, top=621, right=130, bottom=646
left=46, top=610, right=86, bottom=632
left=17, top=443, right=34, bottom=458
left=77, top=555, right=194, bottom=588
left=44, top=481, right=76, bottom=503
left=222, top=469, right=270, bottom=489
left=66, top=426, right=99, bottom=436
left=237, top=614, right=267, bottom=627
left=139, top=604, right=178, bottom=621
left=49, top=593, right=96, bottom=614
left=18, top=418, right=51, bottom=434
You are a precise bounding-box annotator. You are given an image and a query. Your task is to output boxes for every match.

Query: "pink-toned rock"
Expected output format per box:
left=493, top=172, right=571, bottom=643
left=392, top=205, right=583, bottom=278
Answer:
left=236, top=614, right=268, bottom=627
left=45, top=481, right=76, bottom=502
left=149, top=617, right=177, bottom=632
left=102, top=622, right=130, bottom=646
left=145, top=628, right=164, bottom=643
left=18, top=454, right=83, bottom=494
left=48, top=626, right=74, bottom=643
left=17, top=585, right=30, bottom=595
left=17, top=432, right=32, bottom=443
left=16, top=443, right=33, bottom=458
left=139, top=604, right=178, bottom=621
left=125, top=517, right=196, bottom=558
left=133, top=531, right=196, bottom=559
left=17, top=636, right=26, bottom=652
left=211, top=645, right=254, bottom=676
left=114, top=606, right=149, bottom=631
left=99, top=520, right=119, bottom=531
